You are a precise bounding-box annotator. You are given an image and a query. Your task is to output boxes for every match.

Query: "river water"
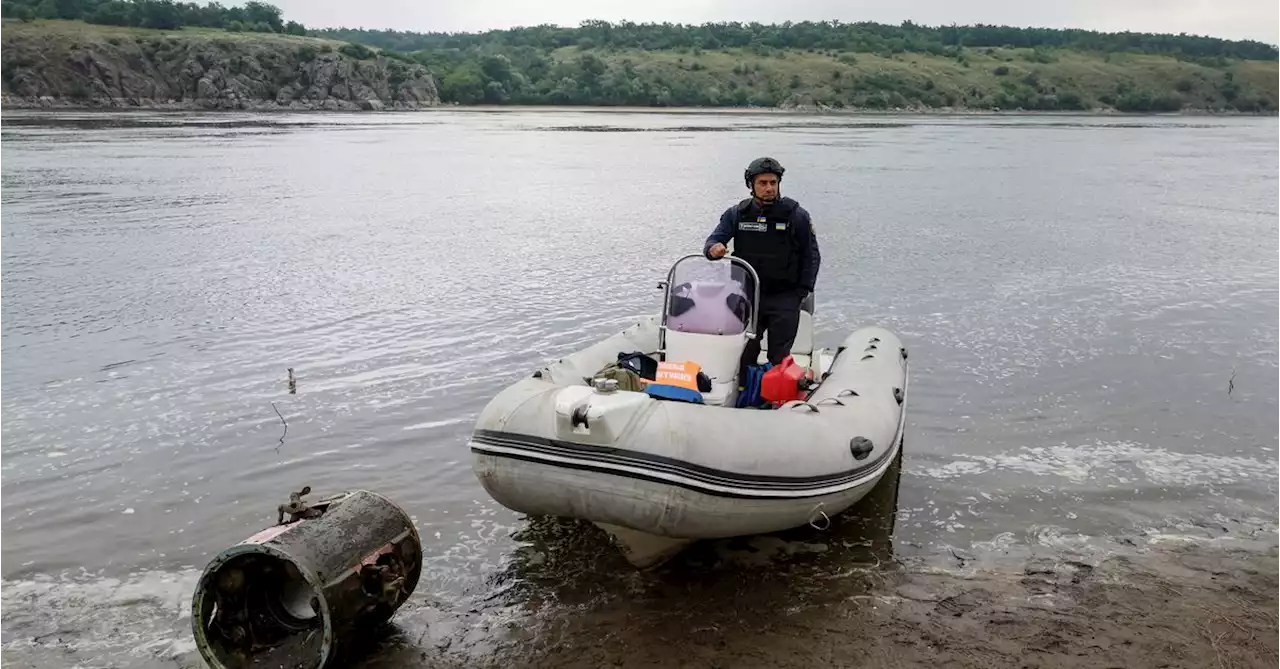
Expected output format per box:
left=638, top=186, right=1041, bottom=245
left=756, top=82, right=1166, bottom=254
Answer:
left=2, top=108, right=1277, bottom=667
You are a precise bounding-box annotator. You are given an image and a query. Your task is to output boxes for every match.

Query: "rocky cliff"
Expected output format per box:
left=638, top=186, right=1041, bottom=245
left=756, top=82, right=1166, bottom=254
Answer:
left=1, top=21, right=440, bottom=110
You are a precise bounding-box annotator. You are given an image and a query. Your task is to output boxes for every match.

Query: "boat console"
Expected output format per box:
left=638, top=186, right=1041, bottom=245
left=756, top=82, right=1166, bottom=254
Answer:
left=658, top=254, right=760, bottom=407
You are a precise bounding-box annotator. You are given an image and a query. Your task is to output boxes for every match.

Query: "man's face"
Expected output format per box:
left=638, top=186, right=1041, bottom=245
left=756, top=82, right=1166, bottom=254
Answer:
left=752, top=174, right=779, bottom=201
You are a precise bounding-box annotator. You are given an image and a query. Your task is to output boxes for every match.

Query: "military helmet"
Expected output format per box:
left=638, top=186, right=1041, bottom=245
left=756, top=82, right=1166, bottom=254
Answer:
left=744, top=157, right=785, bottom=186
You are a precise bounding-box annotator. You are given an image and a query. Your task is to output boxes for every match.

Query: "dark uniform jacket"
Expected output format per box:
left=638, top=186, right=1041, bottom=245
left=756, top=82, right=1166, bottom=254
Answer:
left=702, top=196, right=821, bottom=296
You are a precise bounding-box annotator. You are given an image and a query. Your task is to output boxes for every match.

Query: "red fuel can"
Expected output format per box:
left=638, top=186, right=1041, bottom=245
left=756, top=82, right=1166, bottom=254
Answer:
left=760, top=355, right=807, bottom=405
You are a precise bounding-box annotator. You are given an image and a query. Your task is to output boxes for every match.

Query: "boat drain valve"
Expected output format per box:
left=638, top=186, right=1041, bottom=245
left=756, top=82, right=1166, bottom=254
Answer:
left=191, top=488, right=423, bottom=669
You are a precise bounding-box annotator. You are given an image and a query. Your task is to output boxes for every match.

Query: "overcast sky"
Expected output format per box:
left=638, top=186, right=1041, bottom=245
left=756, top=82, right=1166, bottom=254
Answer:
left=269, top=0, right=1279, bottom=45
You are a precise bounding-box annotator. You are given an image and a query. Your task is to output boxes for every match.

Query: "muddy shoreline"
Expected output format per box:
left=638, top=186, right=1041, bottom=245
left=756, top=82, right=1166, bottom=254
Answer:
left=3, top=98, right=1276, bottom=116
left=392, top=455, right=1278, bottom=669
left=2, top=518, right=1276, bottom=669
left=4, top=452, right=1276, bottom=669
left=370, top=541, right=1280, bottom=669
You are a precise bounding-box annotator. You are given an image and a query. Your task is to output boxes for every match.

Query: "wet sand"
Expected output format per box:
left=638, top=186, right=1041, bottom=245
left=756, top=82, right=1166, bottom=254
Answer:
left=5, top=544, right=1275, bottom=669
left=373, top=542, right=1279, bottom=669
left=354, top=458, right=1277, bottom=669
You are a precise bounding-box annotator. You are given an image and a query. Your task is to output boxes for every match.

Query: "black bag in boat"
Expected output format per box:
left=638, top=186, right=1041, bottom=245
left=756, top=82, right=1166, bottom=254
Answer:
left=617, top=351, right=658, bottom=380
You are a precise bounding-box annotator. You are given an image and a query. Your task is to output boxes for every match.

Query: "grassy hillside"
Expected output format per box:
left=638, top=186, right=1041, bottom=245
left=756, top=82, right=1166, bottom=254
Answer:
left=494, top=44, right=1274, bottom=111
left=326, top=19, right=1278, bottom=112
left=1, top=19, right=440, bottom=110
left=427, top=44, right=1275, bottom=112
left=319, top=20, right=1279, bottom=61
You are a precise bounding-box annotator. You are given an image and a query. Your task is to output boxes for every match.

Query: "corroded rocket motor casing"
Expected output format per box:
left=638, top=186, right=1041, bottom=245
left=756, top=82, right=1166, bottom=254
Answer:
left=191, top=489, right=422, bottom=669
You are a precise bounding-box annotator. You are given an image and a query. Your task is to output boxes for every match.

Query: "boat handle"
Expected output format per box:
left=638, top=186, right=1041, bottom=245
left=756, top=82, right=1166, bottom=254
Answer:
left=789, top=402, right=820, bottom=413
left=808, top=503, right=831, bottom=531
left=815, top=389, right=860, bottom=406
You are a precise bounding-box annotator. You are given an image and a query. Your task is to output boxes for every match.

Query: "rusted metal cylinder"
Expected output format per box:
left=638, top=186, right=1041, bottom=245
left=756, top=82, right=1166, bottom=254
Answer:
left=191, top=488, right=422, bottom=669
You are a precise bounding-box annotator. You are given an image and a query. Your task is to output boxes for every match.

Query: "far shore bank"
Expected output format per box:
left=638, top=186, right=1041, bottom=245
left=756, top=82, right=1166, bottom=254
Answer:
left=3, top=98, right=1277, bottom=118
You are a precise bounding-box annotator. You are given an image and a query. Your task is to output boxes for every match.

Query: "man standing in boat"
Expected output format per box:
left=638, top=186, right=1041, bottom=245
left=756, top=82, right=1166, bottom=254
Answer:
left=704, top=157, right=821, bottom=379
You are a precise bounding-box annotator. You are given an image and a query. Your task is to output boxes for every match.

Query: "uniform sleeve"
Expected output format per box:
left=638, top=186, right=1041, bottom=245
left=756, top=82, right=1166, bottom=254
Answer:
left=795, top=206, right=821, bottom=293
left=702, top=207, right=736, bottom=259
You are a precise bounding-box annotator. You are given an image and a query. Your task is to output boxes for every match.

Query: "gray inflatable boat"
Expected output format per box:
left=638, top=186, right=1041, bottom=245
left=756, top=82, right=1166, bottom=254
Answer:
left=470, top=255, right=909, bottom=567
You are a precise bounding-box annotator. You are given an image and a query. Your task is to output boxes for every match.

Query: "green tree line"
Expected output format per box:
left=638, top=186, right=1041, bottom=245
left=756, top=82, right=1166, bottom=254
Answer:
left=315, top=19, right=1278, bottom=62
left=0, top=0, right=305, bottom=34
left=314, top=19, right=1274, bottom=111
left=407, top=47, right=1273, bottom=112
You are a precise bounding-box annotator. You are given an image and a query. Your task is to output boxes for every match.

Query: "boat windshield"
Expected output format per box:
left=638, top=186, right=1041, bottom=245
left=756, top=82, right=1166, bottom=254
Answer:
left=664, top=256, right=757, bottom=336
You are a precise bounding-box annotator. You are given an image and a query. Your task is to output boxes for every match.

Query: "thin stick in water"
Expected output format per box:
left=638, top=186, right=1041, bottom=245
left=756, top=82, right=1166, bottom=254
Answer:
left=272, top=401, right=288, bottom=448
